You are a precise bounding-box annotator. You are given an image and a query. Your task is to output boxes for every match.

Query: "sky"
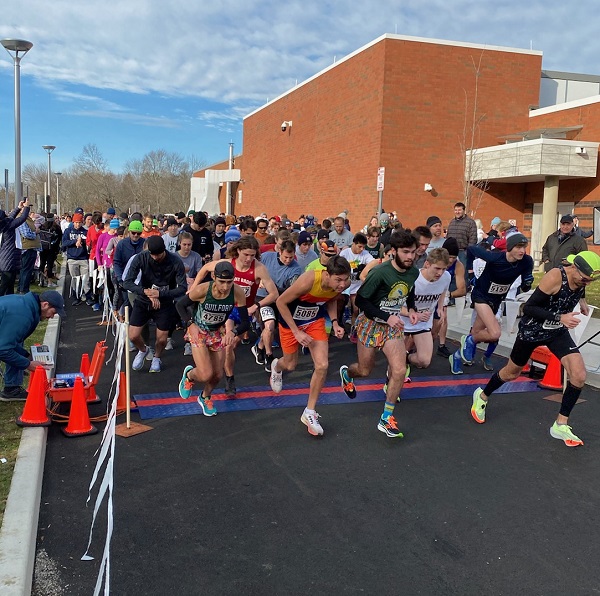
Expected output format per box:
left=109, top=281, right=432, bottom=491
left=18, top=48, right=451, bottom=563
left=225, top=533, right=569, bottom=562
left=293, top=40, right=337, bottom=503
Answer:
left=1, top=1, right=600, bottom=178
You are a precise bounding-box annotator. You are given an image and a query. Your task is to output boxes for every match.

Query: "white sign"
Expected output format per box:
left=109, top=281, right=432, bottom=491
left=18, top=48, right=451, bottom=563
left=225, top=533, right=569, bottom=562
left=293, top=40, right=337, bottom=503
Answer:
left=376, top=167, right=385, bottom=191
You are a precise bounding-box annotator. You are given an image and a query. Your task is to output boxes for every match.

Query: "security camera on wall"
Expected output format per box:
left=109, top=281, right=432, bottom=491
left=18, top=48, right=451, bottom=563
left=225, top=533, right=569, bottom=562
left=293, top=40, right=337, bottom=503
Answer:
left=281, top=122, right=287, bottom=132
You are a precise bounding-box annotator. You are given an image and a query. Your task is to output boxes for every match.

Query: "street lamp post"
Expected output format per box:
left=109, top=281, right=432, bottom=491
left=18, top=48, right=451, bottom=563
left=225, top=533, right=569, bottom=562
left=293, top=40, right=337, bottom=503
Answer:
left=1, top=38, right=33, bottom=208
left=42, top=145, right=56, bottom=213
left=55, top=172, right=62, bottom=216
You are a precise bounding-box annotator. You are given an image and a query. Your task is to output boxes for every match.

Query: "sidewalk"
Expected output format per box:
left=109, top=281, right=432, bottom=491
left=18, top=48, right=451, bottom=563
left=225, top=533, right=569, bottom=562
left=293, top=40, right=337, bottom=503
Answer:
left=446, top=297, right=600, bottom=388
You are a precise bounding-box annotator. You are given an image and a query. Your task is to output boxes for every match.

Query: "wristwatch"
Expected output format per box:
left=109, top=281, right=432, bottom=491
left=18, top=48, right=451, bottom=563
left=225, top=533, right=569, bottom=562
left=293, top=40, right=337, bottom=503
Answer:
left=554, top=313, right=561, bottom=323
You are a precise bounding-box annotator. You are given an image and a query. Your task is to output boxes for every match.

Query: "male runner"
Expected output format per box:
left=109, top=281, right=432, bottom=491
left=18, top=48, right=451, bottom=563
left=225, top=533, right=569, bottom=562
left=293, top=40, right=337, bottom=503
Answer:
left=449, top=233, right=534, bottom=374
left=191, top=236, right=278, bottom=395
left=177, top=261, right=249, bottom=416
left=471, top=250, right=600, bottom=446
left=269, top=256, right=351, bottom=436
left=340, top=231, right=419, bottom=438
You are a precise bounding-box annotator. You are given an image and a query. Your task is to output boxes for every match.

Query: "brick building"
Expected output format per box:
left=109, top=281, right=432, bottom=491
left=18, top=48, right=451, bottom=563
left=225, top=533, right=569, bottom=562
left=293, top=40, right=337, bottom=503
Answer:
left=192, top=34, right=599, bottom=261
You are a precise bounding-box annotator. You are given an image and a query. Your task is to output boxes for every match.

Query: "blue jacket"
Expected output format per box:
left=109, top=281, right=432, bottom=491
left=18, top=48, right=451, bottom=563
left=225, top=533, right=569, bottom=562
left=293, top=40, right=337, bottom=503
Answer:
left=0, top=292, right=41, bottom=370
left=0, top=206, right=30, bottom=272
left=113, top=237, right=144, bottom=282
left=62, top=226, right=88, bottom=260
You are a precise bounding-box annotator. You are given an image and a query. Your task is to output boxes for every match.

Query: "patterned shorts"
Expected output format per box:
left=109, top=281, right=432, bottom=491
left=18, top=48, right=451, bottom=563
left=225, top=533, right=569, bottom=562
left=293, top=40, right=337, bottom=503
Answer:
left=355, top=312, right=404, bottom=349
left=185, top=326, right=226, bottom=352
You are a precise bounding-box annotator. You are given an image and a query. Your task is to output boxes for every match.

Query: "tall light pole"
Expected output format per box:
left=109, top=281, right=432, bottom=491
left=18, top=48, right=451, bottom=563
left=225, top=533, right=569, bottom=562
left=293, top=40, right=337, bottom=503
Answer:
left=1, top=38, right=33, bottom=208
left=55, top=172, right=62, bottom=216
left=42, top=145, right=56, bottom=213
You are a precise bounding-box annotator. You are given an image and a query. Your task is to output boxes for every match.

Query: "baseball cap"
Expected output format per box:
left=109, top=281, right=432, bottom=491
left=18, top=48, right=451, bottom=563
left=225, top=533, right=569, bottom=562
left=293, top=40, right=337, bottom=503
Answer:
left=74, top=207, right=84, bottom=215
left=298, top=231, right=313, bottom=245
left=506, top=233, right=528, bottom=251
left=176, top=211, right=186, bottom=219
left=560, top=214, right=574, bottom=224
left=225, top=228, right=241, bottom=243
left=72, top=213, right=83, bottom=223
left=39, top=290, right=66, bottom=318
left=320, top=240, right=338, bottom=256
left=147, top=236, right=166, bottom=255
left=317, top=229, right=329, bottom=240
left=128, top=220, right=143, bottom=233
left=214, top=261, right=235, bottom=280
left=491, top=217, right=502, bottom=226
left=566, top=251, right=600, bottom=280
left=109, top=218, right=120, bottom=229
left=107, top=207, right=116, bottom=215
left=166, top=217, right=178, bottom=227
left=426, top=216, right=441, bottom=227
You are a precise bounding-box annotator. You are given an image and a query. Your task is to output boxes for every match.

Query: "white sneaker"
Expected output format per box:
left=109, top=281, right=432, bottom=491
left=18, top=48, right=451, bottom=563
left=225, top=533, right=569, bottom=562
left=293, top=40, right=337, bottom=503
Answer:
left=128, top=340, right=137, bottom=352
left=149, top=357, right=162, bottom=373
left=132, top=346, right=149, bottom=370
left=270, top=358, right=283, bottom=393
left=183, top=342, right=192, bottom=356
left=301, top=408, right=324, bottom=436
left=145, top=347, right=155, bottom=361
left=165, top=338, right=175, bottom=351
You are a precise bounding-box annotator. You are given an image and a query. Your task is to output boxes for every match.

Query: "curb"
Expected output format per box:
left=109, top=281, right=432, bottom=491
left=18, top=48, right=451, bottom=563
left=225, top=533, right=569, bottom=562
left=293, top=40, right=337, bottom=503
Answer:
left=0, top=264, right=65, bottom=596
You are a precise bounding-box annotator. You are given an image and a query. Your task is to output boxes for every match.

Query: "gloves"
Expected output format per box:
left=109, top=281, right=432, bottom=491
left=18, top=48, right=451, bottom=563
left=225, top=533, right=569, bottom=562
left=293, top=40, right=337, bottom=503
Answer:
left=520, top=274, right=534, bottom=294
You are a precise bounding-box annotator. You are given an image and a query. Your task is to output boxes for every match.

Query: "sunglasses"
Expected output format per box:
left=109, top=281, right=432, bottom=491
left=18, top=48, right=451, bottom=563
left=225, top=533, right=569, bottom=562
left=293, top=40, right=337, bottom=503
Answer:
left=258, top=226, right=268, bottom=230
left=130, top=231, right=141, bottom=236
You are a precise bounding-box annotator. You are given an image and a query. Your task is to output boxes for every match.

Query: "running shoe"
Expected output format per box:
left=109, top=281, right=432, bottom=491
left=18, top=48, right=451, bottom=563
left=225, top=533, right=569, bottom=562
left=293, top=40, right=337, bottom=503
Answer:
left=71, top=298, right=82, bottom=306
left=145, top=347, right=155, bottom=361
left=264, top=353, right=274, bottom=373
left=92, top=303, right=101, bottom=312
left=132, top=346, right=149, bottom=371
left=404, top=363, right=411, bottom=383
left=149, top=357, right=162, bottom=373
left=471, top=387, right=487, bottom=424
left=377, top=415, right=404, bottom=438
left=183, top=342, right=192, bottom=356
left=270, top=358, right=283, bottom=393
left=460, top=334, right=476, bottom=364
left=225, top=376, right=236, bottom=397
left=165, top=337, right=175, bottom=351
left=349, top=326, right=358, bottom=344
left=436, top=344, right=452, bottom=358
left=481, top=355, right=494, bottom=371
left=251, top=345, right=266, bottom=365
left=179, top=365, right=194, bottom=399
left=449, top=352, right=464, bottom=375
left=550, top=421, right=584, bottom=447
left=301, top=409, right=324, bottom=436
left=340, top=365, right=356, bottom=399
left=198, top=394, right=217, bottom=416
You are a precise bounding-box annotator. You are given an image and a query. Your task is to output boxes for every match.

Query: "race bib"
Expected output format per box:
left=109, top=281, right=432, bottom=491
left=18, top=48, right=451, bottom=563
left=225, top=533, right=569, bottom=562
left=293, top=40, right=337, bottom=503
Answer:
left=293, top=305, right=319, bottom=320
left=488, top=282, right=510, bottom=295
left=201, top=311, right=227, bottom=325
left=241, top=285, right=251, bottom=297
left=542, top=319, right=563, bottom=330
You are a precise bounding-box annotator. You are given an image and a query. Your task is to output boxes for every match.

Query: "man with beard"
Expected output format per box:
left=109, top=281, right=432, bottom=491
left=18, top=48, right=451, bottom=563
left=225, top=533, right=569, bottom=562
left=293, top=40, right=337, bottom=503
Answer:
left=471, top=251, right=600, bottom=447
left=340, top=230, right=419, bottom=438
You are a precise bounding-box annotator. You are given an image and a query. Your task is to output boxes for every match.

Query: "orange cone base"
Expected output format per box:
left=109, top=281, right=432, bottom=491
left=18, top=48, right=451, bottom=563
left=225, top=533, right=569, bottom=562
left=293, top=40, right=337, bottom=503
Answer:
left=86, top=386, right=101, bottom=404
left=537, top=355, right=563, bottom=391
left=62, top=423, right=98, bottom=437
left=16, top=415, right=51, bottom=428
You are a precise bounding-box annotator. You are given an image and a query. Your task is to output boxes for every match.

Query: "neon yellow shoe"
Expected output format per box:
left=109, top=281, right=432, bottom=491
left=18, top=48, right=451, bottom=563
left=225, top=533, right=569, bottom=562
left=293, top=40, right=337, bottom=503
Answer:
left=550, top=421, right=584, bottom=447
left=471, top=387, right=487, bottom=424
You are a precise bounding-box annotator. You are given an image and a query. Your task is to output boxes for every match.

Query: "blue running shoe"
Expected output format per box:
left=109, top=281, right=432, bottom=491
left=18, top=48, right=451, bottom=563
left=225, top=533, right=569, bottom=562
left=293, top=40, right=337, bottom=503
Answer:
left=449, top=352, right=464, bottom=375
left=198, top=394, right=217, bottom=416
left=460, top=334, right=476, bottom=364
left=179, top=365, right=194, bottom=399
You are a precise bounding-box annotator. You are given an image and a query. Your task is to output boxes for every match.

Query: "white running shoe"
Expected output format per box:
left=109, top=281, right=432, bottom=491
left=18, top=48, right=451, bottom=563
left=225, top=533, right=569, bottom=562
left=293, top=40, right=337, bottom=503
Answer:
left=165, top=338, right=175, bottom=351
left=145, top=347, right=155, bottom=361
left=270, top=358, right=283, bottom=393
left=132, top=346, right=149, bottom=370
left=301, top=408, right=324, bottom=436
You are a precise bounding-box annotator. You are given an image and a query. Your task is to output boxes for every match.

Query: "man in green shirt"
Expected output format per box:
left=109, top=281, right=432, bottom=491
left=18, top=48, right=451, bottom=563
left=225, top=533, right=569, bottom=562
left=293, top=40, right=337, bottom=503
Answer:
left=340, top=230, right=419, bottom=438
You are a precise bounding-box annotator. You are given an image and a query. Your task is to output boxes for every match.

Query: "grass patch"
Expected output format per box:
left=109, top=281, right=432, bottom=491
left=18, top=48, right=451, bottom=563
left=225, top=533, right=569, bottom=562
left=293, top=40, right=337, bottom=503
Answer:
left=0, top=295, right=49, bottom=527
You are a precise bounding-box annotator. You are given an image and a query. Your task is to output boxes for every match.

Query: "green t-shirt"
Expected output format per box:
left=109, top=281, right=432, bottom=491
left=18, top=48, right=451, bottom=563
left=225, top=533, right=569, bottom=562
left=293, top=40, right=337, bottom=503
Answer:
left=357, top=260, right=419, bottom=322
left=305, top=258, right=326, bottom=272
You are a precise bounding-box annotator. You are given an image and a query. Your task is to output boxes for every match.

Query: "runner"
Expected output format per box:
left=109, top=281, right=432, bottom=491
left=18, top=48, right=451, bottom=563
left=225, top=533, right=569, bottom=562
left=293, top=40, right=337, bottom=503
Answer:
left=340, top=230, right=419, bottom=438
left=191, top=236, right=278, bottom=396
left=269, top=256, right=351, bottom=436
left=449, top=233, right=534, bottom=375
left=176, top=261, right=249, bottom=416
left=471, top=250, right=600, bottom=447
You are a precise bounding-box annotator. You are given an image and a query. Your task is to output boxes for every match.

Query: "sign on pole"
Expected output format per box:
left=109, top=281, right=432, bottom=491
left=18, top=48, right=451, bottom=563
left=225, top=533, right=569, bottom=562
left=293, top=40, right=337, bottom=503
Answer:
left=376, top=167, right=385, bottom=191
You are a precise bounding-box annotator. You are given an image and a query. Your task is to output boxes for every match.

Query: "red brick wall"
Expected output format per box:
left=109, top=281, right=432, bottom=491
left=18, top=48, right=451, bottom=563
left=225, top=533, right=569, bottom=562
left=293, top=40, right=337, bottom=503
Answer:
left=207, top=37, right=542, bottom=231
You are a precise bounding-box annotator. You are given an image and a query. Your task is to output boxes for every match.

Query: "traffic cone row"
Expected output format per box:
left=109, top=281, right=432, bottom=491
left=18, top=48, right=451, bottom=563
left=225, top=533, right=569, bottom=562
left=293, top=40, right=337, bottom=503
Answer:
left=62, top=376, right=98, bottom=437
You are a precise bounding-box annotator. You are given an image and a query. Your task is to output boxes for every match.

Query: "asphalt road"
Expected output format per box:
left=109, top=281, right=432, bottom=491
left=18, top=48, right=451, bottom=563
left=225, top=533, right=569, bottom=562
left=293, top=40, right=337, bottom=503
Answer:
left=35, top=297, right=600, bottom=595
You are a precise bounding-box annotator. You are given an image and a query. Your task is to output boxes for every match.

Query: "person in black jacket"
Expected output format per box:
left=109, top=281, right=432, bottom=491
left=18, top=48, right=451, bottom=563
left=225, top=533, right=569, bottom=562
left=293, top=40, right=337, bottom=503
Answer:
left=122, top=235, right=186, bottom=373
left=38, top=213, right=62, bottom=286
left=0, top=200, right=31, bottom=296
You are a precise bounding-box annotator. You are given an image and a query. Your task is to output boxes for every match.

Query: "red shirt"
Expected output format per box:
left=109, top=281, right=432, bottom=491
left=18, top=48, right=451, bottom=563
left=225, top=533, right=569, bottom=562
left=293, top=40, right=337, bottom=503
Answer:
left=232, top=258, right=258, bottom=307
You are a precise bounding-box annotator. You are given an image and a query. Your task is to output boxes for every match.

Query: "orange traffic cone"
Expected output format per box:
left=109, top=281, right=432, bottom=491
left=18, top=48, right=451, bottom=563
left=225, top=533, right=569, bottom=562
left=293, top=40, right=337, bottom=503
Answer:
left=521, top=362, right=531, bottom=374
left=538, top=353, right=563, bottom=391
left=80, top=353, right=90, bottom=380
left=16, top=367, right=51, bottom=427
left=116, top=371, right=127, bottom=410
left=62, top=376, right=98, bottom=437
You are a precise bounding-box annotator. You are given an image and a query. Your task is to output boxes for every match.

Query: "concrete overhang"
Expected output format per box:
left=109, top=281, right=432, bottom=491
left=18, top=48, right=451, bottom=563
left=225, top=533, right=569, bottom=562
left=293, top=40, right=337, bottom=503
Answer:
left=466, top=138, right=599, bottom=183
